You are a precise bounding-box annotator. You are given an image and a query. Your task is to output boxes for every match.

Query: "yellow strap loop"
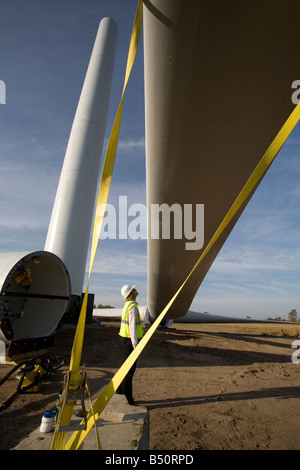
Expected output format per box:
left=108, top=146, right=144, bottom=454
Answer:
left=66, top=101, right=300, bottom=450
left=50, top=0, right=143, bottom=450
left=52, top=0, right=300, bottom=449
left=70, top=0, right=143, bottom=377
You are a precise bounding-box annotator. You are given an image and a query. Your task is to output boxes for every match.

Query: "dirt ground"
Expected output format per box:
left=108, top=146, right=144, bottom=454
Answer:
left=1, top=319, right=300, bottom=451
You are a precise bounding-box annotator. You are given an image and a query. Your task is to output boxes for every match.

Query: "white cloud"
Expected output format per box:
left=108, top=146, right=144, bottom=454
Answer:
left=92, top=248, right=147, bottom=275
left=210, top=247, right=300, bottom=276
left=0, top=163, right=58, bottom=231
left=102, top=136, right=145, bottom=157
left=191, top=295, right=298, bottom=319
left=118, top=137, right=145, bottom=152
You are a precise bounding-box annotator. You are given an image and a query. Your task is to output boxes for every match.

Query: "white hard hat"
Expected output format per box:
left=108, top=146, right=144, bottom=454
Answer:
left=121, top=284, right=135, bottom=299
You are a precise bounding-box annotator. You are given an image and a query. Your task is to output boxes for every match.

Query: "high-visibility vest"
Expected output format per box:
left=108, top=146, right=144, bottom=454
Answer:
left=119, top=300, right=144, bottom=339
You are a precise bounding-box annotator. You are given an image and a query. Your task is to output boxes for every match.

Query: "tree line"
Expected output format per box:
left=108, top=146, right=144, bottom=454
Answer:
left=267, top=308, right=298, bottom=322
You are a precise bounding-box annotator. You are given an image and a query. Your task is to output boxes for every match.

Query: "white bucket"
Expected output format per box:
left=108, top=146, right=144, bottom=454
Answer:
left=40, top=410, right=56, bottom=433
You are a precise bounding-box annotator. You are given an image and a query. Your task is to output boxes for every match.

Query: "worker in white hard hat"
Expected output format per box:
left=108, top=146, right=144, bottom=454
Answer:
left=117, top=284, right=144, bottom=405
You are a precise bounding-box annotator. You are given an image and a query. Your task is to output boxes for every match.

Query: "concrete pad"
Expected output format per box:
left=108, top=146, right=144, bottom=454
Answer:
left=13, top=394, right=149, bottom=450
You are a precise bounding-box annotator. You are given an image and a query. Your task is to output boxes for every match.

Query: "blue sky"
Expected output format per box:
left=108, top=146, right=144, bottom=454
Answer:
left=0, top=0, right=299, bottom=321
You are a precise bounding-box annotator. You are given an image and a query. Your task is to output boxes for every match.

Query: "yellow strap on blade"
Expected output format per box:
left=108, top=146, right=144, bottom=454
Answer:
left=70, top=0, right=143, bottom=377
left=50, top=0, right=143, bottom=451
left=66, top=101, right=300, bottom=450
left=66, top=104, right=300, bottom=450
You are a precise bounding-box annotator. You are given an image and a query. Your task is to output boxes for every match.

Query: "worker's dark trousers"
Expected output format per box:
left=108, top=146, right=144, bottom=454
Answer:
left=116, top=336, right=137, bottom=405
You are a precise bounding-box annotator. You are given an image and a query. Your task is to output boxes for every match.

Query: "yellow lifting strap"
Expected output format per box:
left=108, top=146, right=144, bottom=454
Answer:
left=65, top=103, right=300, bottom=450
left=52, top=0, right=300, bottom=450
left=50, top=0, right=143, bottom=451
